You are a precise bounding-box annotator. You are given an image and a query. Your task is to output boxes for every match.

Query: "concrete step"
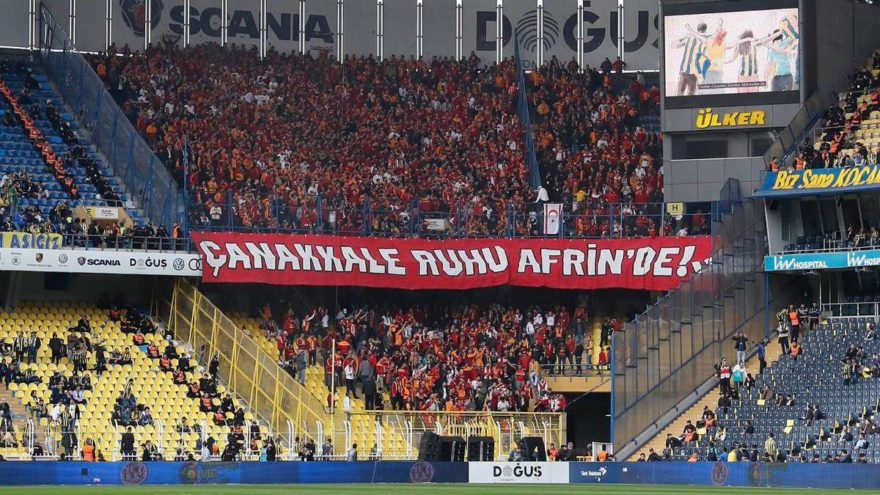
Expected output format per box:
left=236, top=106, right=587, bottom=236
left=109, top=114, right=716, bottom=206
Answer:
left=628, top=339, right=786, bottom=461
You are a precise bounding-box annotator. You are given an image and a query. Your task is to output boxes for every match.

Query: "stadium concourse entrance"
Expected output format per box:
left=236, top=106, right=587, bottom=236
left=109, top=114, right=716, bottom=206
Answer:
left=203, top=284, right=658, bottom=453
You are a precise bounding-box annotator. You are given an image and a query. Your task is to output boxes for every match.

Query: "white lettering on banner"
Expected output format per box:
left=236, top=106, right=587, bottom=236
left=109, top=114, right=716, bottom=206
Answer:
left=468, top=462, right=570, bottom=484
left=0, top=248, right=200, bottom=276
left=200, top=241, right=705, bottom=280
left=847, top=252, right=880, bottom=268
left=771, top=257, right=828, bottom=271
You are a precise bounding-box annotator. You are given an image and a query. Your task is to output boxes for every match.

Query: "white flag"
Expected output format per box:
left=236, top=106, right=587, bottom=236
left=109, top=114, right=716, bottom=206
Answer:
left=543, top=203, right=562, bottom=235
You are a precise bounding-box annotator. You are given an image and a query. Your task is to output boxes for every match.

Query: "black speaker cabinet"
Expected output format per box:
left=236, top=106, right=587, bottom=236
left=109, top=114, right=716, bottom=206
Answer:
left=440, top=435, right=466, bottom=462
left=466, top=435, right=494, bottom=461
left=418, top=432, right=441, bottom=461
left=518, top=436, right=547, bottom=461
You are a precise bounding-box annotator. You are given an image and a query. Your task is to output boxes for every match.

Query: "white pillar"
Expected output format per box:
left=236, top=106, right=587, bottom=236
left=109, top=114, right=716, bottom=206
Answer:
left=496, top=0, right=503, bottom=64
left=416, top=0, right=423, bottom=59
left=576, top=0, right=584, bottom=70
left=455, top=0, right=462, bottom=60
left=105, top=0, right=112, bottom=50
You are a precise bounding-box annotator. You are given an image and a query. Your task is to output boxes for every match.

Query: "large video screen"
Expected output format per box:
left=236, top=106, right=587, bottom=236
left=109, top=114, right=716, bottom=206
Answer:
left=664, top=8, right=799, bottom=97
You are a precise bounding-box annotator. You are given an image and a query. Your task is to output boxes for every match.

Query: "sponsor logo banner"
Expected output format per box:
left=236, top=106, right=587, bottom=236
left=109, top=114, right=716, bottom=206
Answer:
left=758, top=165, right=880, bottom=197
left=86, top=206, right=121, bottom=220
left=694, top=108, right=765, bottom=129
left=570, top=463, right=618, bottom=483
left=75, top=0, right=659, bottom=69
left=468, top=462, right=569, bottom=484
left=765, top=250, right=880, bottom=272
left=192, top=233, right=711, bottom=291
left=0, top=232, right=63, bottom=250
left=0, top=248, right=201, bottom=276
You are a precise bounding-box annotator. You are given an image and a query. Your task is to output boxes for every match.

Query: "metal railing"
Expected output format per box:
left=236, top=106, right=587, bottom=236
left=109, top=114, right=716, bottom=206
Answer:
left=4, top=418, right=293, bottom=462
left=154, top=278, right=329, bottom=442
left=777, top=237, right=880, bottom=255
left=822, top=301, right=880, bottom=317
left=37, top=5, right=184, bottom=231
left=190, top=196, right=713, bottom=239
left=612, top=199, right=778, bottom=456
left=326, top=411, right=564, bottom=461
left=539, top=363, right=610, bottom=378
left=58, top=234, right=194, bottom=252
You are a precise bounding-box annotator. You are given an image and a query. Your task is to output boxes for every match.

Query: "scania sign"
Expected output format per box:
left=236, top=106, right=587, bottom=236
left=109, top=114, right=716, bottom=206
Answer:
left=168, top=6, right=334, bottom=44
left=87, top=258, right=122, bottom=267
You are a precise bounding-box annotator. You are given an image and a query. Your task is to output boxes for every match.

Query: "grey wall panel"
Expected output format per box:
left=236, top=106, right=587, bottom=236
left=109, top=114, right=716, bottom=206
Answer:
left=383, top=0, right=416, bottom=59
left=422, top=0, right=455, bottom=59
left=461, top=0, right=496, bottom=64
left=622, top=0, right=659, bottom=70
left=345, top=0, right=376, bottom=57
left=0, top=1, right=30, bottom=48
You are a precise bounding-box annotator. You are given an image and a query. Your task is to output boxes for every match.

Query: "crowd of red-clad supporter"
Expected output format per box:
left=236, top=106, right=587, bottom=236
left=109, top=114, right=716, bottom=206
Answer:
left=92, top=44, right=535, bottom=235
left=524, top=59, right=676, bottom=237
left=88, top=44, right=681, bottom=238
left=259, top=302, right=613, bottom=413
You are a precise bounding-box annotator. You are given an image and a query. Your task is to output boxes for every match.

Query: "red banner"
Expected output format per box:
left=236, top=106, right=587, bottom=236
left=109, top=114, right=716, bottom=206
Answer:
left=191, top=233, right=713, bottom=291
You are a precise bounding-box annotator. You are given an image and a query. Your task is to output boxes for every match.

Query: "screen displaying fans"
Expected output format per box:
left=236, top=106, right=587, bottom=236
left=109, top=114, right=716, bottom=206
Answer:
left=663, top=8, right=799, bottom=97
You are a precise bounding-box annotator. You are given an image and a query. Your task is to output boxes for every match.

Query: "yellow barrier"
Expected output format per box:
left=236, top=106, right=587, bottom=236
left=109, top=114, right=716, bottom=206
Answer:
left=154, top=279, right=329, bottom=438
left=153, top=279, right=566, bottom=459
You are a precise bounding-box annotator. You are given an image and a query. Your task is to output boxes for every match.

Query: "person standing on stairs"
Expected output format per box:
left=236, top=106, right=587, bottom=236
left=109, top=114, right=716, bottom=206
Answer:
left=757, top=338, right=767, bottom=375
left=717, top=358, right=731, bottom=396
left=344, top=356, right=356, bottom=398
left=777, top=319, right=790, bottom=356
left=788, top=305, right=801, bottom=343
left=734, top=332, right=748, bottom=364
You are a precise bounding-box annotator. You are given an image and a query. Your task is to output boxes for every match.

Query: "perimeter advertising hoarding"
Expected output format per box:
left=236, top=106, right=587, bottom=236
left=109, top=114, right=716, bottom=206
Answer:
left=765, top=250, right=880, bottom=272
left=468, top=462, right=570, bottom=484
left=757, top=166, right=880, bottom=198
left=0, top=248, right=201, bottom=276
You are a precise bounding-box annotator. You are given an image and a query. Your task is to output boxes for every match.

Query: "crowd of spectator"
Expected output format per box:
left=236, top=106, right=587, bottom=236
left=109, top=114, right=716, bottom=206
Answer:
left=94, top=44, right=534, bottom=237
left=526, top=59, right=669, bottom=236
left=86, top=43, right=681, bottom=240
left=123, top=304, right=278, bottom=462
left=640, top=298, right=880, bottom=464
left=773, top=51, right=880, bottom=172
left=258, top=300, right=616, bottom=414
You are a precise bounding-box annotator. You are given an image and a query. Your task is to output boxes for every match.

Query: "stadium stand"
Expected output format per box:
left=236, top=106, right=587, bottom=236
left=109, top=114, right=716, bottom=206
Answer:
left=634, top=309, right=880, bottom=463
left=93, top=45, right=533, bottom=235
left=0, top=57, right=190, bottom=248
left=0, top=300, right=277, bottom=461
left=87, top=46, right=683, bottom=239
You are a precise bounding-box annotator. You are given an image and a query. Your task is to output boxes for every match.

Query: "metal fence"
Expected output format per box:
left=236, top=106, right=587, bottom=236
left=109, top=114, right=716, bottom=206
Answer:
left=0, top=417, right=298, bottom=461
left=612, top=200, right=798, bottom=456
left=190, top=196, right=712, bottom=240
left=151, top=279, right=566, bottom=461
left=822, top=301, right=880, bottom=317
left=153, top=278, right=329, bottom=445
left=37, top=5, right=184, bottom=231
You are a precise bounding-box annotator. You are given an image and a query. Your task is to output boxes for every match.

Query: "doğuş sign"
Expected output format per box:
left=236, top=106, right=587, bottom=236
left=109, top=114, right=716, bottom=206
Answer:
left=192, top=233, right=711, bottom=291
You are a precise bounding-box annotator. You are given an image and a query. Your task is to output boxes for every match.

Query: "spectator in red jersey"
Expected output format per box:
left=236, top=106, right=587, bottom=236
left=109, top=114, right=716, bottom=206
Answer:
left=93, top=46, right=533, bottom=236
